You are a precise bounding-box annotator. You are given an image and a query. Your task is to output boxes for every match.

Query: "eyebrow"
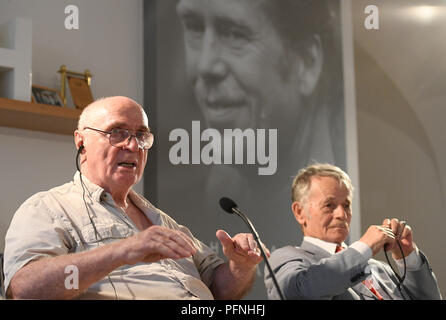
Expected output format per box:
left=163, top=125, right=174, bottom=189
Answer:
left=177, top=6, right=253, bottom=35
left=320, top=197, right=351, bottom=205
left=320, top=197, right=336, bottom=205
left=106, top=122, right=150, bottom=132
left=215, top=15, right=252, bottom=34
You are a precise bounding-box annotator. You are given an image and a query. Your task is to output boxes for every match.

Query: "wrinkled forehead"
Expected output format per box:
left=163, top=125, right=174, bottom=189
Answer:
left=81, top=98, right=149, bottom=130
left=308, top=175, right=352, bottom=201
left=177, top=0, right=269, bottom=28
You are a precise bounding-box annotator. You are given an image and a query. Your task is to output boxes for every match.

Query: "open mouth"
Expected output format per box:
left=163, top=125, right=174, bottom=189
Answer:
left=118, top=162, right=136, bottom=168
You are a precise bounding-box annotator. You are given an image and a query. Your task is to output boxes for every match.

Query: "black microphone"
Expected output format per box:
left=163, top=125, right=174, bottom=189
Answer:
left=219, top=197, right=285, bottom=300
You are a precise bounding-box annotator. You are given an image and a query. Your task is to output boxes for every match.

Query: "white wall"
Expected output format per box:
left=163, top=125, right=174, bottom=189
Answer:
left=353, top=0, right=446, bottom=296
left=0, top=0, right=143, bottom=251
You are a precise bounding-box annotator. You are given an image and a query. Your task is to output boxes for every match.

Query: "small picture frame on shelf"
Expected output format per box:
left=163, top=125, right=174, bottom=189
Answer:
left=31, top=85, right=64, bottom=107
left=67, top=76, right=94, bottom=110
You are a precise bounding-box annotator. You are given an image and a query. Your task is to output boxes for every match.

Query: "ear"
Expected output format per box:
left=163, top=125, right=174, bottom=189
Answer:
left=74, top=130, right=84, bottom=151
left=292, top=201, right=307, bottom=227
left=297, top=35, right=323, bottom=97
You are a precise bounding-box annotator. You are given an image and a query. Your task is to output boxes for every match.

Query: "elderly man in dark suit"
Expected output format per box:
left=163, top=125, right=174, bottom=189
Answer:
left=265, top=163, right=442, bottom=300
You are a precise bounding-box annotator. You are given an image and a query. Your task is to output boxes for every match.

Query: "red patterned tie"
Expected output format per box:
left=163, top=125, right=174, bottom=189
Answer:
left=335, top=245, right=384, bottom=300
left=363, top=278, right=384, bottom=300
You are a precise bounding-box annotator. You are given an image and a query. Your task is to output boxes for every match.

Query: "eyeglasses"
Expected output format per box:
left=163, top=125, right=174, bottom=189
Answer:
left=84, top=127, right=154, bottom=150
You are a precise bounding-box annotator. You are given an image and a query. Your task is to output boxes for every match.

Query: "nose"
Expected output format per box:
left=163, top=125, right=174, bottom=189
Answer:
left=334, top=205, right=348, bottom=220
left=123, top=134, right=140, bottom=152
left=198, top=29, right=228, bottom=83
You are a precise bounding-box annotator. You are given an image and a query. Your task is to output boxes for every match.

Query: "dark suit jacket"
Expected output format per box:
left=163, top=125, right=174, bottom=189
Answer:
left=264, top=240, right=442, bottom=300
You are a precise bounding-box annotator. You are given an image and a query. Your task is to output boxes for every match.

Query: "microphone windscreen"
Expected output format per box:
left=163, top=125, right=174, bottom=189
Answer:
left=219, top=197, right=237, bottom=214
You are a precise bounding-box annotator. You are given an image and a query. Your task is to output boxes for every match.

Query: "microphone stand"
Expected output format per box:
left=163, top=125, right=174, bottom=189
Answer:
left=231, top=207, right=286, bottom=300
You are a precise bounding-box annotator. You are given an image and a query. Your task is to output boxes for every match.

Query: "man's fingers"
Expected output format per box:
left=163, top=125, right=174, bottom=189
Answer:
left=166, top=231, right=197, bottom=253
left=390, top=218, right=399, bottom=236
left=398, top=221, right=407, bottom=239
left=246, top=236, right=262, bottom=257
left=144, top=226, right=197, bottom=259
left=382, top=218, right=410, bottom=240
left=216, top=229, right=232, bottom=244
left=217, top=231, right=265, bottom=259
left=251, top=240, right=270, bottom=257
left=400, top=224, right=412, bottom=241
left=247, top=236, right=258, bottom=252
left=232, top=234, right=253, bottom=256
left=234, top=234, right=250, bottom=251
left=382, top=218, right=409, bottom=239
left=378, top=226, right=395, bottom=238
left=383, top=218, right=398, bottom=235
left=163, top=238, right=195, bottom=258
left=377, top=226, right=395, bottom=251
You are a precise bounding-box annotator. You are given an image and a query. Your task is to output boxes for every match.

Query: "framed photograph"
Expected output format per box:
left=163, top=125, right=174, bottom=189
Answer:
left=67, top=76, right=94, bottom=110
left=144, top=0, right=353, bottom=299
left=31, top=85, right=64, bottom=107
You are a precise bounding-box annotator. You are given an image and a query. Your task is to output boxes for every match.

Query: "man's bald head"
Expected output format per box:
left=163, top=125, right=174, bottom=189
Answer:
left=77, top=96, right=148, bottom=130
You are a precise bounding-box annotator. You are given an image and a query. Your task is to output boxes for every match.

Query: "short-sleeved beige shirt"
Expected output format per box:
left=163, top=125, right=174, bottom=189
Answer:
left=4, top=172, right=224, bottom=299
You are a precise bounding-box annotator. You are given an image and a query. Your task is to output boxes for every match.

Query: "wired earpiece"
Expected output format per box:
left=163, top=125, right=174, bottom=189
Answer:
left=76, top=145, right=84, bottom=172
left=74, top=144, right=118, bottom=299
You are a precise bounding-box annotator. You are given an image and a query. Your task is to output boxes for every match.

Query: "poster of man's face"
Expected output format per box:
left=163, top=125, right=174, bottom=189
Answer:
left=146, top=0, right=347, bottom=298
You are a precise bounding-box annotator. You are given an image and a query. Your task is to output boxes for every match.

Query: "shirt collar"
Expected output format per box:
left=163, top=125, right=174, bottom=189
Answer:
left=128, top=189, right=162, bottom=226
left=303, top=236, right=346, bottom=255
left=72, top=171, right=162, bottom=226
left=73, top=171, right=106, bottom=202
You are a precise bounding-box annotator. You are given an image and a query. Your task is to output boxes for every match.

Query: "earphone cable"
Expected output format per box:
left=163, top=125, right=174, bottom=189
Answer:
left=384, top=240, right=415, bottom=300
left=76, top=148, right=118, bottom=299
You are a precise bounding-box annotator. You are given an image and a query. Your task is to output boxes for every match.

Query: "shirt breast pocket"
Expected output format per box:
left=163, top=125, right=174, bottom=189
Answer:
left=80, top=219, right=133, bottom=245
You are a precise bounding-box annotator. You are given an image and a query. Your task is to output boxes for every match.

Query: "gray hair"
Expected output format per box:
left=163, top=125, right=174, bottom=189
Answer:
left=291, top=163, right=353, bottom=203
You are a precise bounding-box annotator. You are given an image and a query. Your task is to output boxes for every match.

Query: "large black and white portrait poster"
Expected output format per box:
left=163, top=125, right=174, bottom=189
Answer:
left=144, top=0, right=353, bottom=298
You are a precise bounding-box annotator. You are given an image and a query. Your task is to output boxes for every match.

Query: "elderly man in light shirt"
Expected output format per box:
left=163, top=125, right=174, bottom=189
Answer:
left=4, top=96, right=265, bottom=299
left=264, top=163, right=441, bottom=300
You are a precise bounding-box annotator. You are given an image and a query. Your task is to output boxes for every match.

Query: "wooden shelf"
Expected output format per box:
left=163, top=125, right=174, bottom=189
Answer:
left=0, top=97, right=81, bottom=135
